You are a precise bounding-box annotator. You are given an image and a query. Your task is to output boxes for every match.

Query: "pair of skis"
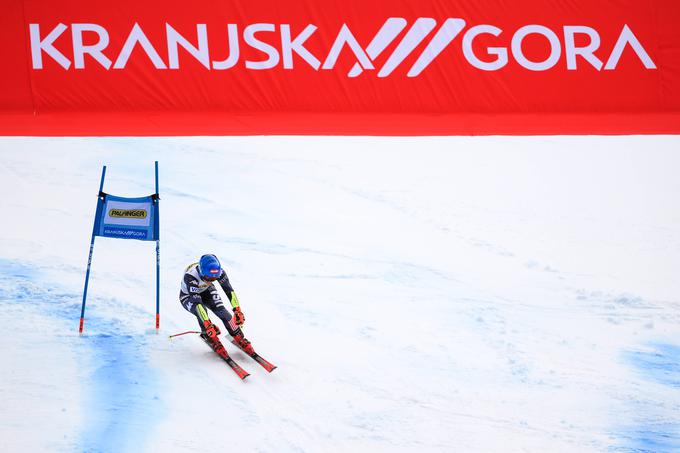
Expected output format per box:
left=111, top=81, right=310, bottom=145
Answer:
left=169, top=330, right=276, bottom=379
left=179, top=304, right=276, bottom=380
left=198, top=332, right=276, bottom=380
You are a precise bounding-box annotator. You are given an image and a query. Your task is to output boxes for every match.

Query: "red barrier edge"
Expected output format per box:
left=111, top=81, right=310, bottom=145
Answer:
left=2, top=111, right=679, bottom=136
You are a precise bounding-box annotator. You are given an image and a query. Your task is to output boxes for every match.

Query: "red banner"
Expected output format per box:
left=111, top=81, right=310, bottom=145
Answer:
left=1, top=0, right=679, bottom=135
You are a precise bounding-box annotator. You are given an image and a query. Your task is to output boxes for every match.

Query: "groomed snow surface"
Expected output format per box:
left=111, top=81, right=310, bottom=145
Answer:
left=0, top=136, right=679, bottom=453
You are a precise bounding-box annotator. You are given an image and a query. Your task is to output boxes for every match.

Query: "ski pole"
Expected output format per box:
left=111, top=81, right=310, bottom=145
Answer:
left=168, top=330, right=201, bottom=339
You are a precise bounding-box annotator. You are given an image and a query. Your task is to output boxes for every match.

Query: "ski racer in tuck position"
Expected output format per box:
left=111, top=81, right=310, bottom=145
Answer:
left=179, top=254, right=254, bottom=354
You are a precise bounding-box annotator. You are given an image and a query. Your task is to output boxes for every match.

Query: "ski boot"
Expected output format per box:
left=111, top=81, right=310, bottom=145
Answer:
left=200, top=321, right=229, bottom=357
left=233, top=333, right=255, bottom=355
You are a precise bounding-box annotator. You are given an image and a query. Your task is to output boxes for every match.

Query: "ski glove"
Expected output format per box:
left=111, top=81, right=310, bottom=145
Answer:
left=204, top=320, right=221, bottom=338
left=233, top=307, right=245, bottom=326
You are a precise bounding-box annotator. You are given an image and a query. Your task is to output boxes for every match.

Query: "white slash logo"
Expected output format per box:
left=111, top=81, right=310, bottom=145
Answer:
left=347, top=18, right=466, bottom=77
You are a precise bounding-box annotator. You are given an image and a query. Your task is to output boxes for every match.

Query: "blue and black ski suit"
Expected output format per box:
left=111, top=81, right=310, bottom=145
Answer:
left=179, top=263, right=243, bottom=337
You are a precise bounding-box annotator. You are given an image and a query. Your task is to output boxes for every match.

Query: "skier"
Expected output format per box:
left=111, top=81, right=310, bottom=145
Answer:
left=179, top=254, right=254, bottom=354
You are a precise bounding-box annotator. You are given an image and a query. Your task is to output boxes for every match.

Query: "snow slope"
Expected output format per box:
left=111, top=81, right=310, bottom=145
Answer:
left=0, top=136, right=679, bottom=452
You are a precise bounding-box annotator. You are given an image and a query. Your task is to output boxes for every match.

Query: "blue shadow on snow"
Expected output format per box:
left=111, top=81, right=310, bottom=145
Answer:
left=0, top=258, right=163, bottom=453
left=614, top=343, right=680, bottom=453
left=80, top=331, right=163, bottom=453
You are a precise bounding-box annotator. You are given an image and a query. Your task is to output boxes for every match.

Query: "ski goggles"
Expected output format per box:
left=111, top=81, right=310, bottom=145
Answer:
left=202, top=276, right=218, bottom=282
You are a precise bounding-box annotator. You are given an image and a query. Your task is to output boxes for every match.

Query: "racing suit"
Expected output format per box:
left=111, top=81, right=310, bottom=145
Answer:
left=179, top=263, right=243, bottom=337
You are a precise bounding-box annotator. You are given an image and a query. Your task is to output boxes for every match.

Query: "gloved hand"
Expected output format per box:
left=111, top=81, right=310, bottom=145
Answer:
left=204, top=320, right=221, bottom=338
left=233, top=306, right=245, bottom=326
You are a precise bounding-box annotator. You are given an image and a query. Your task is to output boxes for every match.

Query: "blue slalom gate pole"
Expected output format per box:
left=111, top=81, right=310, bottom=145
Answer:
left=154, top=161, right=160, bottom=330
left=80, top=166, right=106, bottom=334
